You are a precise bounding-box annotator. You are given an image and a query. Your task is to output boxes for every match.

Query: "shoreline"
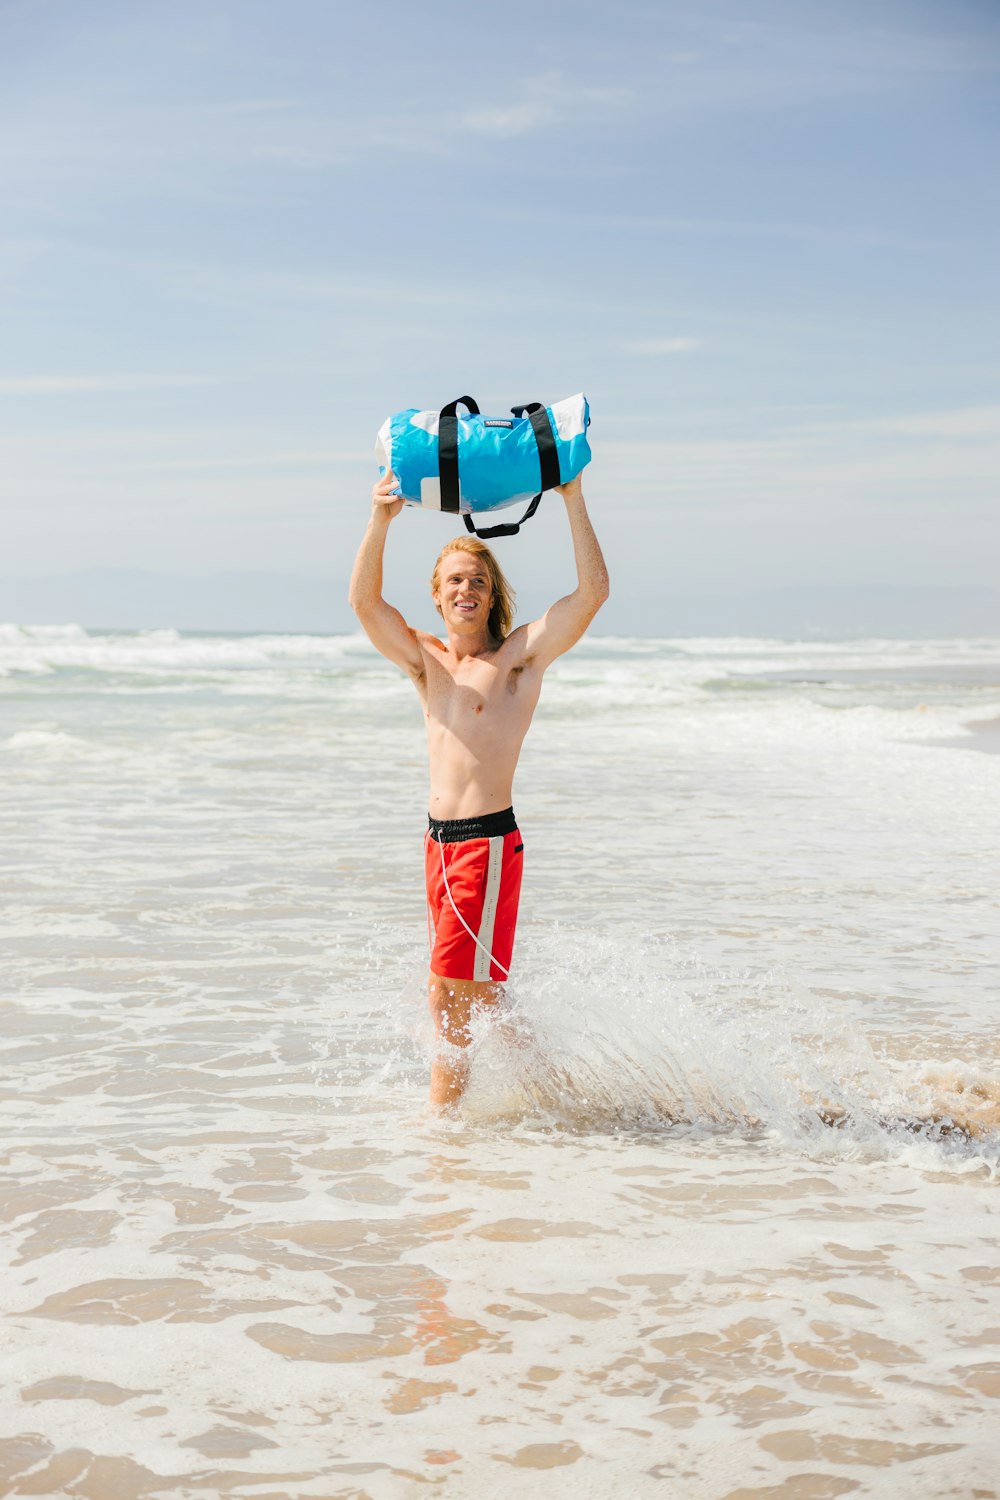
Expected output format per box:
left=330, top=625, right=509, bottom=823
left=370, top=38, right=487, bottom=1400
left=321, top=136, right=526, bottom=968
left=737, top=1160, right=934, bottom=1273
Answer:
left=922, top=715, right=1000, bottom=756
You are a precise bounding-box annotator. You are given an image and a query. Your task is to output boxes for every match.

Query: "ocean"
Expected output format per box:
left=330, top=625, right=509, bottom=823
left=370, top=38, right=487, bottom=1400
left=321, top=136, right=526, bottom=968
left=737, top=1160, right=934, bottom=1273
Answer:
left=2, top=625, right=999, bottom=1499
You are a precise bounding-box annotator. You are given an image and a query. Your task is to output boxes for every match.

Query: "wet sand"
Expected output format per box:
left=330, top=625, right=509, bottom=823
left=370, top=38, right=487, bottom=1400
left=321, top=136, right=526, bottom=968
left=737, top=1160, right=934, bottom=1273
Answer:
left=2, top=1057, right=1000, bottom=1499
left=2, top=630, right=999, bottom=1497
left=954, top=715, right=1000, bottom=754
left=918, top=716, right=1000, bottom=756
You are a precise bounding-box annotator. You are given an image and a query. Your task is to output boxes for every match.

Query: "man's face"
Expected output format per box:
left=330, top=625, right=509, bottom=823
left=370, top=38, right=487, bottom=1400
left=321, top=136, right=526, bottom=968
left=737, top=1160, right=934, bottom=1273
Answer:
left=433, top=552, right=493, bottom=628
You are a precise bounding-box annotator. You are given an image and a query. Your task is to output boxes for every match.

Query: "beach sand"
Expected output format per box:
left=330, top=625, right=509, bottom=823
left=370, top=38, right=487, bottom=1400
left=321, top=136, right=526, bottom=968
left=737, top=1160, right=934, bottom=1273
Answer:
left=955, top=715, right=1000, bottom=754
left=2, top=629, right=998, bottom=1498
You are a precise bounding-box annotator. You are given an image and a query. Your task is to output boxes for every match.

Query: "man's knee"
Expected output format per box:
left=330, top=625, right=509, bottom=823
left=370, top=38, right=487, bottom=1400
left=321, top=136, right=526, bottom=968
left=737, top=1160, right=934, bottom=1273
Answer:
left=429, top=973, right=468, bottom=1042
left=428, top=973, right=497, bottom=1043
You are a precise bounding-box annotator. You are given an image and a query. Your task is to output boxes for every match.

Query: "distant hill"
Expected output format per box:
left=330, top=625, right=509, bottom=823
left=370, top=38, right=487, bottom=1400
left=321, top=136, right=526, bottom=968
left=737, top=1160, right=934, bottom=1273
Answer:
left=0, top=569, right=352, bottom=635
left=629, top=585, right=1000, bottom=639
left=1, top=569, right=999, bottom=639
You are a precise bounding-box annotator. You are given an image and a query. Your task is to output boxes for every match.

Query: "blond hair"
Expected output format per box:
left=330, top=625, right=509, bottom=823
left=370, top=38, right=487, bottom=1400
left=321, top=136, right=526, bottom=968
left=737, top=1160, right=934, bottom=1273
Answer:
left=430, top=536, right=516, bottom=643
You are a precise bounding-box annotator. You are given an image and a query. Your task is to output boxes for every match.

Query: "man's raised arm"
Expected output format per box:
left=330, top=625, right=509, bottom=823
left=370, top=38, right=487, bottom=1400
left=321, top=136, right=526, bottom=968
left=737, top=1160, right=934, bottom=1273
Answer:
left=524, top=475, right=610, bottom=668
left=348, top=471, right=425, bottom=678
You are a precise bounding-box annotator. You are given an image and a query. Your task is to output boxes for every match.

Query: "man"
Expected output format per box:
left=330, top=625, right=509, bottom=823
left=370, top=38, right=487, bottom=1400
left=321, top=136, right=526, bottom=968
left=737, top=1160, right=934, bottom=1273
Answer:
left=348, top=468, right=609, bottom=1110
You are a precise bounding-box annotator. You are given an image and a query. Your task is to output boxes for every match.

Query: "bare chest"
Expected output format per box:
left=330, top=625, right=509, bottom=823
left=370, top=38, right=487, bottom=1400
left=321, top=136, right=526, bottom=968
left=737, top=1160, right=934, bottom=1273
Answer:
left=424, top=655, right=539, bottom=730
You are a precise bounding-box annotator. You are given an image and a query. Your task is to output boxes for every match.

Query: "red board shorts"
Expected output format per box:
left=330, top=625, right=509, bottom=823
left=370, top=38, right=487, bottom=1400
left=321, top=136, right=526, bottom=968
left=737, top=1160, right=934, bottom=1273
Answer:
left=425, top=807, right=524, bottom=983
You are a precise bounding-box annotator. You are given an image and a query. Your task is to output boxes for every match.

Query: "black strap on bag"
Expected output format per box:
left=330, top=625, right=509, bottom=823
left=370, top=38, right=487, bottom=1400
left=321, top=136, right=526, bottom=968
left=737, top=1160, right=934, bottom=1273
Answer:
left=464, top=492, right=543, bottom=539
left=439, top=397, right=559, bottom=539
left=438, top=396, right=480, bottom=515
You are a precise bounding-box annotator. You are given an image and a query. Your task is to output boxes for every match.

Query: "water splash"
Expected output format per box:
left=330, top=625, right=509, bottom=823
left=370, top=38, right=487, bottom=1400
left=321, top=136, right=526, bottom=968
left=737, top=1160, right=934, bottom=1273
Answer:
left=382, top=927, right=1000, bottom=1167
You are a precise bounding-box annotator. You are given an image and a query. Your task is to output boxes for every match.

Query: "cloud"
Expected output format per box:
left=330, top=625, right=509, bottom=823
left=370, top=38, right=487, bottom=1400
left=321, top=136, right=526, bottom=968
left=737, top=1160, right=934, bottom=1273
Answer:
left=475, top=203, right=959, bottom=254
left=462, top=99, right=554, bottom=137
left=624, top=337, right=702, bottom=355
left=163, top=263, right=480, bottom=312
left=854, top=405, right=1000, bottom=439
left=786, top=405, right=1000, bottom=441
left=110, top=449, right=372, bottom=474
left=0, top=374, right=215, bottom=395
left=463, top=71, right=630, bottom=139
left=596, top=416, right=1000, bottom=507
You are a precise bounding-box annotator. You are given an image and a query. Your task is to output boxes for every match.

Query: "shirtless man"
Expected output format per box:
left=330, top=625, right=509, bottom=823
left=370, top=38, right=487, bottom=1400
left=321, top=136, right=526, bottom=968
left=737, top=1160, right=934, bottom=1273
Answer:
left=349, top=470, right=609, bottom=1110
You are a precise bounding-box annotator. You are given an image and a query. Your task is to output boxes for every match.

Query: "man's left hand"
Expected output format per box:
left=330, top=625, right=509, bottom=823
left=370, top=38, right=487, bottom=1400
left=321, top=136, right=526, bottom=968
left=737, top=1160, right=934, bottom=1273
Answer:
left=555, top=474, right=584, bottom=502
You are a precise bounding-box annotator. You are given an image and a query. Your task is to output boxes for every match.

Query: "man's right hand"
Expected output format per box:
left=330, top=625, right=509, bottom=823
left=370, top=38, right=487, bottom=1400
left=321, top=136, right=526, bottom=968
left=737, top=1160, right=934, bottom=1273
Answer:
left=372, top=469, right=405, bottom=521
left=350, top=469, right=425, bottom=679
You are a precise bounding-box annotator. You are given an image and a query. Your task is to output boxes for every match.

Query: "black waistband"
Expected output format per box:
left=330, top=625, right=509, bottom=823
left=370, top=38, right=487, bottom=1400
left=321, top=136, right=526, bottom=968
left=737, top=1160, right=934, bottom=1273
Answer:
left=428, top=807, right=517, bottom=843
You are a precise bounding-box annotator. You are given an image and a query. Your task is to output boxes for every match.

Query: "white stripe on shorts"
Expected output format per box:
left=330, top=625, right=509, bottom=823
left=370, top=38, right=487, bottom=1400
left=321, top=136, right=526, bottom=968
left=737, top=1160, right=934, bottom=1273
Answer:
left=474, top=834, right=505, bottom=982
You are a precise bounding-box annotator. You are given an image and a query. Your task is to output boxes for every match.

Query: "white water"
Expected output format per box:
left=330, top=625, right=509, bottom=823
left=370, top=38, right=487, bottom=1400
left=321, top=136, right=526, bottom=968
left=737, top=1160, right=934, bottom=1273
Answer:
left=2, top=627, right=999, bottom=1497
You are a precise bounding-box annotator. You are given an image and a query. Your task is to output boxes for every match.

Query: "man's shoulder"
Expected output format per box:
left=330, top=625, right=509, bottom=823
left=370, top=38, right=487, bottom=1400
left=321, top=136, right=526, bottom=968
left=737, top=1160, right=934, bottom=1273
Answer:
left=502, top=620, right=550, bottom=672
left=499, top=622, right=530, bottom=655
left=414, top=629, right=445, bottom=653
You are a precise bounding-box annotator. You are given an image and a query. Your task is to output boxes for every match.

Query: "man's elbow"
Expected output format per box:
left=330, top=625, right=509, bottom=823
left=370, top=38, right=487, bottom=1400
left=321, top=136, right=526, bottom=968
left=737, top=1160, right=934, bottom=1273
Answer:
left=577, top=578, right=609, bottom=630
left=590, top=571, right=610, bottom=609
left=347, top=586, right=371, bottom=620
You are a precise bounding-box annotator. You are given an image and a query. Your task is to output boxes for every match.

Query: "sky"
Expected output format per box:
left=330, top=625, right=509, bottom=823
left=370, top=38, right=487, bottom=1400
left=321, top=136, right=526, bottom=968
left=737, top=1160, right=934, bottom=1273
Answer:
left=2, top=0, right=999, bottom=633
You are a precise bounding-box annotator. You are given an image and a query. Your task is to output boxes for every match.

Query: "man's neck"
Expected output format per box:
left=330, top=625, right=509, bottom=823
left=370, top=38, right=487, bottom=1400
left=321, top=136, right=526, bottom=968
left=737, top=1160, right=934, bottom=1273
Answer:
left=446, top=625, right=498, bottom=662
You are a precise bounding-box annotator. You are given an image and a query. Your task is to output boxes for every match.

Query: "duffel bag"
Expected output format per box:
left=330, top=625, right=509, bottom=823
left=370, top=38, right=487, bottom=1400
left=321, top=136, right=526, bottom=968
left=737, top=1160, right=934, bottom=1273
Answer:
left=374, top=392, right=591, bottom=538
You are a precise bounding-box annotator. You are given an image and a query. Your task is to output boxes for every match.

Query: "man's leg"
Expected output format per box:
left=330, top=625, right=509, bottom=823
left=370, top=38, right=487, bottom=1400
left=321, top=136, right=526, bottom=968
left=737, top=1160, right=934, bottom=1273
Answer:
left=427, top=971, right=500, bottom=1110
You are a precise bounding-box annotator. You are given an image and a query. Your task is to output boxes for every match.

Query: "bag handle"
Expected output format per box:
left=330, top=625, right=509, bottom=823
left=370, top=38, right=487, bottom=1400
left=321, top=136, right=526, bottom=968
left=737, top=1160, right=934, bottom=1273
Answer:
left=438, top=396, right=480, bottom=514
left=463, top=492, right=542, bottom=539
left=462, top=400, right=561, bottom=539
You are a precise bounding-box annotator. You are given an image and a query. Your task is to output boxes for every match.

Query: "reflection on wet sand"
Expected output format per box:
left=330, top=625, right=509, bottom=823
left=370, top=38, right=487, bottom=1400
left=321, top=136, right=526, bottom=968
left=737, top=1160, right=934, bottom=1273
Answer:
left=3, top=631, right=1000, bottom=1496
left=3, top=1022, right=999, bottom=1498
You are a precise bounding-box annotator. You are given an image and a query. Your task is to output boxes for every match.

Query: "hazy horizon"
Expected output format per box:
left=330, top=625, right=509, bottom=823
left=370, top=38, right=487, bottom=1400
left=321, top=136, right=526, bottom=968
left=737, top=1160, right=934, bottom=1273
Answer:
left=4, top=566, right=1000, bottom=640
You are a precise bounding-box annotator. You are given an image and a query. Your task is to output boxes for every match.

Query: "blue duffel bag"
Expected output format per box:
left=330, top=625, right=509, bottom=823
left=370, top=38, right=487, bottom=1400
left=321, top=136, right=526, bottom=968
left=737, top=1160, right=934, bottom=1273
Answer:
left=374, top=392, right=591, bottom=538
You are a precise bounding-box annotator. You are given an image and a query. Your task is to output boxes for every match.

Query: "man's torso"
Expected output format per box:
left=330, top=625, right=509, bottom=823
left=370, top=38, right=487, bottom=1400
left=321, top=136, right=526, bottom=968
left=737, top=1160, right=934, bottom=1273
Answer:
left=413, top=626, right=543, bottom=819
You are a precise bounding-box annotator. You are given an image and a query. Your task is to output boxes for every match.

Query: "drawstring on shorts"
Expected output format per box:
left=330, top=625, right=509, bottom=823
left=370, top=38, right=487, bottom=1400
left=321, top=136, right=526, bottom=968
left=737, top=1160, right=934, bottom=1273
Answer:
left=424, top=828, right=510, bottom=980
